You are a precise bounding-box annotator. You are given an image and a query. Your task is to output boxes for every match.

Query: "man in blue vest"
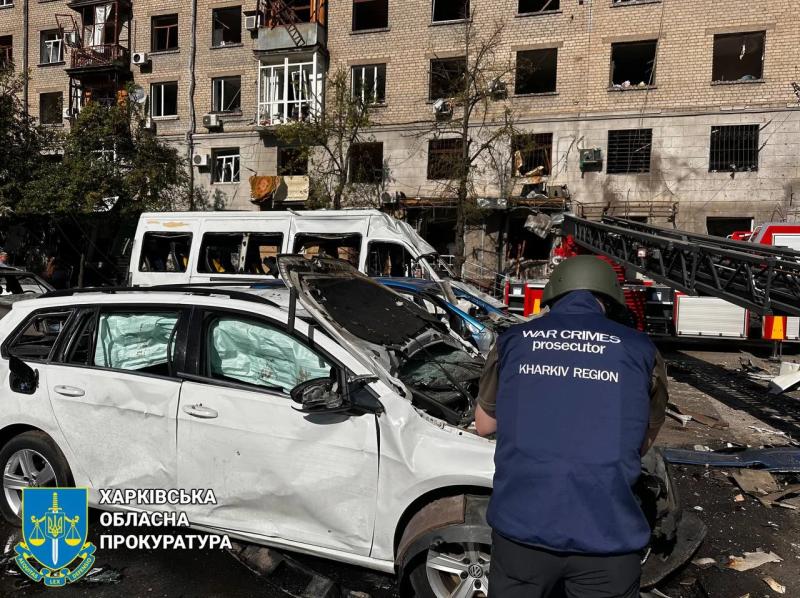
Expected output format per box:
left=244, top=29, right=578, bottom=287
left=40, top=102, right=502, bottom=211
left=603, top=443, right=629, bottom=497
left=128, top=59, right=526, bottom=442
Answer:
left=476, top=255, right=668, bottom=597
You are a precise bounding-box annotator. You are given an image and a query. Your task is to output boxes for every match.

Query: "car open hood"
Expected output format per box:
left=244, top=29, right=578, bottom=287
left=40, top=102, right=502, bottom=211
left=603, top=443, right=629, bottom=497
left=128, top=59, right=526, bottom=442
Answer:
left=278, top=256, right=483, bottom=426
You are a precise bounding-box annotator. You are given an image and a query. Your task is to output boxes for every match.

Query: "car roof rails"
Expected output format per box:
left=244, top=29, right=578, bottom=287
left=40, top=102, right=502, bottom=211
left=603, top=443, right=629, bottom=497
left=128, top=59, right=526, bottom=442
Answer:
left=41, top=284, right=281, bottom=309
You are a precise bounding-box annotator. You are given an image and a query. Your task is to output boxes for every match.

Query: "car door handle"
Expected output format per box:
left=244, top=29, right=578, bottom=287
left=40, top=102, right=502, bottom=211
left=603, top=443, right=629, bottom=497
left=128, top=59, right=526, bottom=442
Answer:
left=53, top=385, right=85, bottom=398
left=182, top=404, right=218, bottom=419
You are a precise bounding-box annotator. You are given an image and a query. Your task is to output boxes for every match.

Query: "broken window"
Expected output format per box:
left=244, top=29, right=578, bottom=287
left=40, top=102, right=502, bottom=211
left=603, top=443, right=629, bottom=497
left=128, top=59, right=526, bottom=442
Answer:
left=429, top=57, right=466, bottom=100
left=138, top=232, right=192, bottom=272
left=709, top=124, right=759, bottom=172
left=712, top=31, right=765, bottom=82
left=707, top=217, right=753, bottom=238
left=353, top=0, right=388, bottom=30
left=518, top=0, right=559, bottom=13
left=427, top=138, right=464, bottom=180
left=152, top=14, right=179, bottom=52
left=199, top=232, right=284, bottom=275
left=286, top=0, right=313, bottom=23
left=80, top=4, right=122, bottom=47
left=512, top=133, right=553, bottom=176
left=432, top=0, right=470, bottom=22
left=258, top=58, right=319, bottom=124
left=213, top=149, right=241, bottom=183
left=212, top=6, right=242, bottom=47
left=293, top=234, right=362, bottom=266
left=352, top=63, right=386, bottom=104
left=349, top=142, right=384, bottom=184
left=278, top=147, right=308, bottom=176
left=606, top=129, right=652, bottom=174
left=205, top=315, right=332, bottom=393
left=0, top=36, right=12, bottom=67
left=7, top=311, right=71, bottom=361
left=610, top=40, right=657, bottom=87
left=367, top=242, right=415, bottom=277
left=39, top=92, right=63, bottom=125
left=515, top=48, right=557, bottom=94
left=150, top=81, right=178, bottom=117
left=40, top=30, right=64, bottom=64
left=212, top=76, right=241, bottom=113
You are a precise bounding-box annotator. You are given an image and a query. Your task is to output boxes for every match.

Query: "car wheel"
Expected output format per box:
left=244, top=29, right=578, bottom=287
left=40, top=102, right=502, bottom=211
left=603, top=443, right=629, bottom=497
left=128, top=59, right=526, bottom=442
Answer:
left=409, top=540, right=491, bottom=598
left=0, top=431, right=74, bottom=524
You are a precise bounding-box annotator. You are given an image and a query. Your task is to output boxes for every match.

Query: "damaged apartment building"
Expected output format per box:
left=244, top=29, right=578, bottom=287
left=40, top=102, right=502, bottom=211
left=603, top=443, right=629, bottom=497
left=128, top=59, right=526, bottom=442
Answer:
left=1, top=0, right=799, bottom=283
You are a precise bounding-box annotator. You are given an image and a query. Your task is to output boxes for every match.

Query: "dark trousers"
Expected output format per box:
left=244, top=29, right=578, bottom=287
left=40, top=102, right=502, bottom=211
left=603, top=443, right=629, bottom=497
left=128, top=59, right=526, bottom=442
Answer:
left=489, top=532, right=641, bottom=598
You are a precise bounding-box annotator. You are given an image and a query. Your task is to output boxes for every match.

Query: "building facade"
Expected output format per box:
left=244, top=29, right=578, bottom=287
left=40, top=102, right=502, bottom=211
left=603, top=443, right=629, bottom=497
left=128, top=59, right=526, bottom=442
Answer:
left=2, top=0, right=799, bottom=278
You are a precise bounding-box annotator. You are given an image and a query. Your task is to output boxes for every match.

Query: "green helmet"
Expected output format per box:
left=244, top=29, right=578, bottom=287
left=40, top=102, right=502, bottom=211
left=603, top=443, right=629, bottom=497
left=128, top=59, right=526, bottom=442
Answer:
left=542, top=255, right=626, bottom=307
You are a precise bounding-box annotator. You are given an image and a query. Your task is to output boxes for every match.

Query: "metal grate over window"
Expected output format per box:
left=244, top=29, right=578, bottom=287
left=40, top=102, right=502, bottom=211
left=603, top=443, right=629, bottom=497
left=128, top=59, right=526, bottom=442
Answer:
left=427, top=138, right=465, bottom=180
left=709, top=124, right=759, bottom=172
left=606, top=129, right=652, bottom=174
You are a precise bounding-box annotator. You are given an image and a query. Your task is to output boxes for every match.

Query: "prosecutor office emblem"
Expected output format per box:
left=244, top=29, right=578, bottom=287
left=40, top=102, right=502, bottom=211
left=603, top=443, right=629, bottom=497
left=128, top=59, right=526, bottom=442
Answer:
left=15, top=488, right=96, bottom=586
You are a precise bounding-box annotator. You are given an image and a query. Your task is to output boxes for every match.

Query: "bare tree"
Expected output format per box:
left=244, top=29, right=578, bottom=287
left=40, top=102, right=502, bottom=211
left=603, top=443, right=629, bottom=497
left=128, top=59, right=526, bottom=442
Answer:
left=275, top=67, right=386, bottom=209
left=419, top=17, right=518, bottom=274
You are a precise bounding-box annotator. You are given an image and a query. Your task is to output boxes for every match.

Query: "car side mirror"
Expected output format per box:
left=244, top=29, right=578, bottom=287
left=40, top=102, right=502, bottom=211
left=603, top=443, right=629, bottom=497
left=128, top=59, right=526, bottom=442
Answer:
left=9, top=355, right=38, bottom=395
left=290, top=377, right=345, bottom=413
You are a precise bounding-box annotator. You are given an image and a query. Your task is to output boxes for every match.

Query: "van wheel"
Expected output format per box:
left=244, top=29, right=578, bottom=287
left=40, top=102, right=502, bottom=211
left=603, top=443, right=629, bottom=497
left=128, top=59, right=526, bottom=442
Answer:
left=0, top=431, right=73, bottom=524
left=409, top=540, right=491, bottom=598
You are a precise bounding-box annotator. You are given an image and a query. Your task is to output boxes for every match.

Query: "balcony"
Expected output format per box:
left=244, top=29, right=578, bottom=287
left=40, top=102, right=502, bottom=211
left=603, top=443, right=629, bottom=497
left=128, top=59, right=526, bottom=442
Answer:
left=257, top=55, right=323, bottom=128
left=254, top=21, right=326, bottom=53
left=68, top=43, right=129, bottom=71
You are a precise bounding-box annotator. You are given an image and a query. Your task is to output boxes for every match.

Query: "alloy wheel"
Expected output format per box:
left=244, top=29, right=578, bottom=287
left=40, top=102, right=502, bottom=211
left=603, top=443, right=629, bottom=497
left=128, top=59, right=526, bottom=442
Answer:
left=425, top=542, right=490, bottom=598
left=3, top=448, right=58, bottom=516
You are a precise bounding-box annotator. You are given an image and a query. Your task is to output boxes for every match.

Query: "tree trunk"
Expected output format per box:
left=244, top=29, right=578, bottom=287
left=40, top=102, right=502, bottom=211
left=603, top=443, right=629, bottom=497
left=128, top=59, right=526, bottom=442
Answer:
left=453, top=178, right=468, bottom=277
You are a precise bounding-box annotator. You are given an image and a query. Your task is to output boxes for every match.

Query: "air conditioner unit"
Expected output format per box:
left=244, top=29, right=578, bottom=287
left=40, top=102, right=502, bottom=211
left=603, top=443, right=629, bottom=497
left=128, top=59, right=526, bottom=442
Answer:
left=203, top=113, right=221, bottom=129
left=131, top=52, right=149, bottom=66
left=63, top=31, right=79, bottom=47
left=142, top=117, right=156, bottom=132
left=433, top=99, right=453, bottom=119
left=488, top=79, right=507, bottom=99
left=63, top=108, right=73, bottom=120
left=244, top=14, right=261, bottom=31
left=579, top=148, right=603, bottom=171
left=193, top=153, right=210, bottom=167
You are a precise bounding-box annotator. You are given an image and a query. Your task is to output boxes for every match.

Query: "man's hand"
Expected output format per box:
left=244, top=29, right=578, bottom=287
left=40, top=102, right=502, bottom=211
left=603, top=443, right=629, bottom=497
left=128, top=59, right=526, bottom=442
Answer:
left=475, top=405, right=497, bottom=437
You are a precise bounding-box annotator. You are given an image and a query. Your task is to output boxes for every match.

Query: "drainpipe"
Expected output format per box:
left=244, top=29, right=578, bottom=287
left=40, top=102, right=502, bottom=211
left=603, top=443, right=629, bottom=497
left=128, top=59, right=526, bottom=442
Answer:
left=186, top=0, right=198, bottom=210
left=22, top=0, right=29, bottom=114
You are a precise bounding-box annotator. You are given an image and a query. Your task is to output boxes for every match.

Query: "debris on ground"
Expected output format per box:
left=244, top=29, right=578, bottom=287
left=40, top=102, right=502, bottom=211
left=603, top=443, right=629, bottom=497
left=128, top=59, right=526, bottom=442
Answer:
left=691, top=557, right=717, bottom=569
left=669, top=402, right=729, bottom=429
left=662, top=447, right=800, bottom=472
left=739, top=352, right=775, bottom=380
left=726, top=550, right=783, bottom=572
left=667, top=407, right=692, bottom=426
left=769, top=370, right=800, bottom=395
left=731, top=469, right=780, bottom=496
left=757, top=484, right=800, bottom=509
left=82, top=567, right=123, bottom=584
left=763, top=576, right=787, bottom=594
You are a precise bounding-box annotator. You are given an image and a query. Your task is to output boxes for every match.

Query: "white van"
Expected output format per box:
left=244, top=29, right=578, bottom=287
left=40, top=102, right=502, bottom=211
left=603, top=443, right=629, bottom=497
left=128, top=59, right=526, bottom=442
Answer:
left=128, top=210, right=455, bottom=287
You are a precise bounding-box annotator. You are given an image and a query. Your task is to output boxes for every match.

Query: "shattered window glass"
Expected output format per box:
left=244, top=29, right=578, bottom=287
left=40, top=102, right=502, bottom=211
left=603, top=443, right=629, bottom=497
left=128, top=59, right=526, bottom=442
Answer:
left=7, top=311, right=71, bottom=361
left=206, top=316, right=332, bottom=393
left=139, top=232, right=192, bottom=272
left=94, top=311, right=180, bottom=375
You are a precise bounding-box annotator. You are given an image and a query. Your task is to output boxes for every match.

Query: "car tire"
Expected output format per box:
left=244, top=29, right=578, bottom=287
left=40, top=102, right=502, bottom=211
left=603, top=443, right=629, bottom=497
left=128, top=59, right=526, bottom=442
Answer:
left=408, top=538, right=491, bottom=598
left=0, top=431, right=74, bottom=524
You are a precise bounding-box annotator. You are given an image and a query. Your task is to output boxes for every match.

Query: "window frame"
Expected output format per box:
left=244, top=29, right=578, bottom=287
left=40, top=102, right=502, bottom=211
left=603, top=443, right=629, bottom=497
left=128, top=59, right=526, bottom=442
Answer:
left=711, top=31, right=765, bottom=83
left=56, top=305, right=189, bottom=381
left=212, top=6, right=243, bottom=47
left=138, top=231, right=193, bottom=273
left=352, top=0, right=389, bottom=31
left=2, top=308, right=76, bottom=364
left=211, top=75, right=242, bottom=113
left=515, top=48, right=558, bottom=95
left=429, top=56, right=467, bottom=101
left=150, top=81, right=179, bottom=118
left=708, top=124, right=760, bottom=173
left=606, top=128, right=653, bottom=174
left=351, top=63, right=387, bottom=105
left=609, top=39, right=658, bottom=88
left=511, top=132, right=553, bottom=176
left=212, top=149, right=241, bottom=184
left=348, top=141, right=384, bottom=184
left=197, top=232, right=285, bottom=275
left=427, top=138, right=465, bottom=180
left=151, top=13, right=179, bottom=53
left=194, top=307, right=345, bottom=397
left=431, top=0, right=470, bottom=23
left=278, top=147, right=308, bottom=176
left=0, top=35, right=13, bottom=67
left=39, top=91, right=64, bottom=126
left=517, top=0, right=560, bottom=14
left=40, top=30, right=64, bottom=65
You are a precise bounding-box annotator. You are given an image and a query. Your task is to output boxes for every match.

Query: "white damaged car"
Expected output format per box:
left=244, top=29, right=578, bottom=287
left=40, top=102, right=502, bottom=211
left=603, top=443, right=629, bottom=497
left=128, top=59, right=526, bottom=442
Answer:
left=0, top=257, right=704, bottom=597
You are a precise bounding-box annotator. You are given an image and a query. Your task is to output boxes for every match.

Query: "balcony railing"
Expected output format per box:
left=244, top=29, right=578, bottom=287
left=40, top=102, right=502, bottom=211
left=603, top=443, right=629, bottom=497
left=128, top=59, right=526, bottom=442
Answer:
left=257, top=57, right=322, bottom=127
left=70, top=43, right=128, bottom=70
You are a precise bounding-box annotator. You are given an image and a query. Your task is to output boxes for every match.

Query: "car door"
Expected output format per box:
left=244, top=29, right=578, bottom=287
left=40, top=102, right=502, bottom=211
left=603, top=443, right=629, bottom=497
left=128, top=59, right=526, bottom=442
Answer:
left=46, top=306, right=188, bottom=502
left=176, top=308, right=379, bottom=555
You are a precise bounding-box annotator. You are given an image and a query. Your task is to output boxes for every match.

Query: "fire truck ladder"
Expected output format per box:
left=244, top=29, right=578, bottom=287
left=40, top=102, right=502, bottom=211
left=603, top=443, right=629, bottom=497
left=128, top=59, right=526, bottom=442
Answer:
left=562, top=215, right=800, bottom=317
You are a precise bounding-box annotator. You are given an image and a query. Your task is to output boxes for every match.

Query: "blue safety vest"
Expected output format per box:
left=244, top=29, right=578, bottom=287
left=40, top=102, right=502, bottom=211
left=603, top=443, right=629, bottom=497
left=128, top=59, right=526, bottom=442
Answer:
left=487, top=290, right=656, bottom=554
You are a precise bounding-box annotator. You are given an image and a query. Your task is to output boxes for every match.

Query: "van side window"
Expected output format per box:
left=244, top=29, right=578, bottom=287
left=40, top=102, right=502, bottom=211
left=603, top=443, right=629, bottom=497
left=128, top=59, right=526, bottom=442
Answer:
left=6, top=311, right=72, bottom=361
left=139, top=233, right=192, bottom=273
left=199, top=233, right=283, bottom=275
left=367, top=242, right=415, bottom=277
left=293, top=234, right=361, bottom=267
